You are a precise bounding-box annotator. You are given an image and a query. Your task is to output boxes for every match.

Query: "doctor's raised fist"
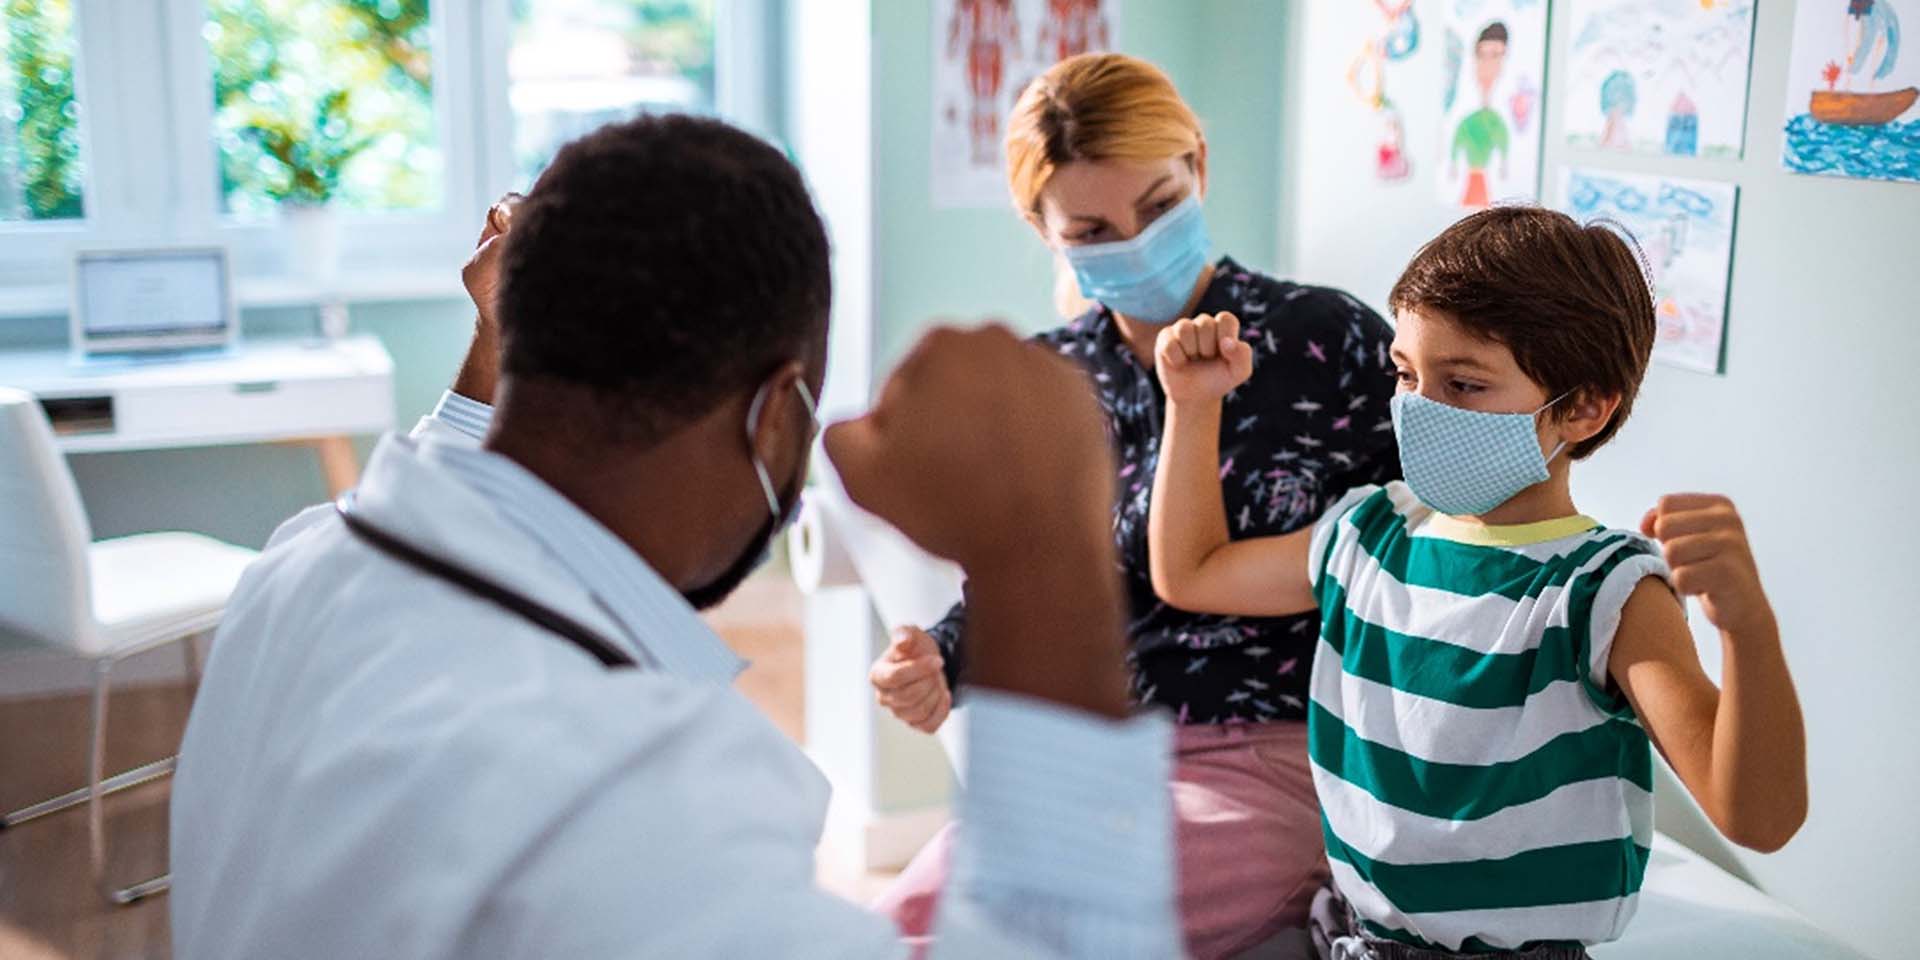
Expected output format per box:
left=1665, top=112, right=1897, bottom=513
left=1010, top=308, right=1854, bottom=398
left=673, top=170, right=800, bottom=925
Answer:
left=824, top=323, right=1113, bottom=570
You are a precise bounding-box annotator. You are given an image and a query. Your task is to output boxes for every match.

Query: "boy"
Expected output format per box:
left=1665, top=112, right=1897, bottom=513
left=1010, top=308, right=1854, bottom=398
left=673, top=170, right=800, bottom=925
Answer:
left=1145, top=206, right=1806, bottom=957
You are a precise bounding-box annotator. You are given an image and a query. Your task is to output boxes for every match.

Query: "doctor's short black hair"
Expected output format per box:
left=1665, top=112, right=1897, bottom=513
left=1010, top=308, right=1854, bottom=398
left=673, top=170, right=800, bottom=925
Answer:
left=497, top=113, right=830, bottom=449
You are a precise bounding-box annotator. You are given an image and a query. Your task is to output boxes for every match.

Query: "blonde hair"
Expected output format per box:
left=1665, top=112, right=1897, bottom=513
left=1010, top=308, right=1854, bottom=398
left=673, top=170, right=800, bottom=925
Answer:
left=1003, top=53, right=1204, bottom=316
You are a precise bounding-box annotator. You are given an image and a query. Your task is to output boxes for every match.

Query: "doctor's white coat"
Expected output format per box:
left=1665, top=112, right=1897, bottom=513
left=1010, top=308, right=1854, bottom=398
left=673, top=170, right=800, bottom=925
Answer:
left=169, top=410, right=1180, bottom=959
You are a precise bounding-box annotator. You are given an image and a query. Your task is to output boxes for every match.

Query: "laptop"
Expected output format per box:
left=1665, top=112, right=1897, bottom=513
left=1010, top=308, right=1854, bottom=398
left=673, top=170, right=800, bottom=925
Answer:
left=70, top=247, right=237, bottom=360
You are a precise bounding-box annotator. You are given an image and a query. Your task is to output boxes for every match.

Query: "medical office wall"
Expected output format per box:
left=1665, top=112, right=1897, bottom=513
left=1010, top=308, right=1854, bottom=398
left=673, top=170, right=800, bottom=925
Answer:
left=869, top=0, right=1296, bottom=372
left=1280, top=3, right=1920, bottom=958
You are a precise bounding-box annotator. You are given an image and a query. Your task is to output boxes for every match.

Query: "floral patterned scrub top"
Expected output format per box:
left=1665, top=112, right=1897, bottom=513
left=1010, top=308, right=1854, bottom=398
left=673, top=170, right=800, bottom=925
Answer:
left=928, top=257, right=1401, bottom=724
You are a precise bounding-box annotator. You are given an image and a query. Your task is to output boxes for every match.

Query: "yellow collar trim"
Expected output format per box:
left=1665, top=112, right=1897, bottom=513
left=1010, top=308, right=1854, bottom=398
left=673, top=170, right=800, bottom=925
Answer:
left=1420, top=512, right=1601, bottom=547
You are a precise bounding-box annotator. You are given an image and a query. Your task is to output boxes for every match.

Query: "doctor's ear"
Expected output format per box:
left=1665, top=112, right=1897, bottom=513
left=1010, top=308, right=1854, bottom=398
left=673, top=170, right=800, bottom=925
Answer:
left=747, top=361, right=815, bottom=448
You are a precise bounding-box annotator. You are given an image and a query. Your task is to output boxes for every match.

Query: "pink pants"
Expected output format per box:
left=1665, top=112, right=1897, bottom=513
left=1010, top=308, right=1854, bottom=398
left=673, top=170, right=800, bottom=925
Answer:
left=872, top=721, right=1328, bottom=960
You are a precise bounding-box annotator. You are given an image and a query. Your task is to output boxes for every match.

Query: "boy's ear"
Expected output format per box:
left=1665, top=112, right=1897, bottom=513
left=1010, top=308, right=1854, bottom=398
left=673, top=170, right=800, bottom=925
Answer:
left=1557, top=390, right=1622, bottom=446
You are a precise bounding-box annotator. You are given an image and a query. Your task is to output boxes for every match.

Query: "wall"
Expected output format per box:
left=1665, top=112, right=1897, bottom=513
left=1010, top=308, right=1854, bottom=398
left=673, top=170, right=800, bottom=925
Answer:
left=1283, top=3, right=1920, bottom=957
left=870, top=0, right=1294, bottom=372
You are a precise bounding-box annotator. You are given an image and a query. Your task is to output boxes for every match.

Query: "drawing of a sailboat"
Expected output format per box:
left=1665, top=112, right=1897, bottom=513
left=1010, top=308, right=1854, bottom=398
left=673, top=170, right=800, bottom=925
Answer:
left=1812, top=87, right=1919, bottom=123
left=1814, top=0, right=1918, bottom=125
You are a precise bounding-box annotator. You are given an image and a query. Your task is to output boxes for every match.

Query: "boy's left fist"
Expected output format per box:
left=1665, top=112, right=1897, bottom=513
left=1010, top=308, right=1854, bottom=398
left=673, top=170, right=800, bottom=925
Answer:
left=1642, top=494, right=1776, bottom=637
left=1154, top=312, right=1254, bottom=404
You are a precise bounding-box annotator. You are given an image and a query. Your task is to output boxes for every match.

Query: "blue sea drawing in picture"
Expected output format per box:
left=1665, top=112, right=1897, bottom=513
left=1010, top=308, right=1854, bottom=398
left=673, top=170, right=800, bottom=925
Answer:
left=1565, top=0, right=1757, bottom=159
left=1561, top=168, right=1739, bottom=374
left=1781, top=0, right=1920, bottom=183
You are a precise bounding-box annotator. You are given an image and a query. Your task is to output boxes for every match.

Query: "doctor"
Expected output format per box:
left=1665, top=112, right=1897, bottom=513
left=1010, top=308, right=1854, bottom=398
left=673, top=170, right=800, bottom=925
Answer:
left=170, top=115, right=1181, bottom=958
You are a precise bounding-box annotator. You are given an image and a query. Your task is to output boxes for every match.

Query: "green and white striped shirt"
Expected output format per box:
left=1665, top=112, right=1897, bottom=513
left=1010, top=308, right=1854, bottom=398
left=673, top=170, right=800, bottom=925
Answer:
left=1305, top=482, right=1670, bottom=952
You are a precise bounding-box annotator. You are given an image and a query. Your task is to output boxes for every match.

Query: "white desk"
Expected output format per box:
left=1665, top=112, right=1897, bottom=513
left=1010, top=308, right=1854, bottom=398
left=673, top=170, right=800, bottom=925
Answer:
left=0, top=336, right=395, bottom=495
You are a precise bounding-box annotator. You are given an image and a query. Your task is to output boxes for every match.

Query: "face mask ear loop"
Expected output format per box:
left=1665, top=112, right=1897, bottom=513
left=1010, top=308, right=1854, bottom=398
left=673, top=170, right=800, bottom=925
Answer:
left=1536, top=390, right=1577, bottom=467
left=746, top=381, right=781, bottom=519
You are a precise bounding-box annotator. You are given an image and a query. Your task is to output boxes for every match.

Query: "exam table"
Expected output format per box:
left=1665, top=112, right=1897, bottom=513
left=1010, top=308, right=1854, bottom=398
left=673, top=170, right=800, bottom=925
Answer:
left=793, top=484, right=1868, bottom=960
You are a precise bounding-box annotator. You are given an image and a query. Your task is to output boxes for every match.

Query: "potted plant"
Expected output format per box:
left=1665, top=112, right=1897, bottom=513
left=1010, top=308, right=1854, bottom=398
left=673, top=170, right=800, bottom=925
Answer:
left=232, top=89, right=375, bottom=282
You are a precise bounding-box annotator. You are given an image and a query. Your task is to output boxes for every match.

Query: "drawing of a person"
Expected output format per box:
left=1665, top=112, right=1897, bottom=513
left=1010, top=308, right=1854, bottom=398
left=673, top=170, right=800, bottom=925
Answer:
left=948, top=0, right=1021, bottom=165
left=1450, top=21, right=1511, bottom=207
left=1846, top=0, right=1902, bottom=91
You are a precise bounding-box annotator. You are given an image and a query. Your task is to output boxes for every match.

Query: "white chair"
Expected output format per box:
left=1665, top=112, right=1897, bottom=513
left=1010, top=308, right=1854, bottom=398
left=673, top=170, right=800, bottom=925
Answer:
left=0, top=387, right=257, bottom=904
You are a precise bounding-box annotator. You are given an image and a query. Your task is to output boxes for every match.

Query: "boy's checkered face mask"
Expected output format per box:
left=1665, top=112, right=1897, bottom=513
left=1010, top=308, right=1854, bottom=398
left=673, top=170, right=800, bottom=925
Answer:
left=1389, top=391, right=1569, bottom=517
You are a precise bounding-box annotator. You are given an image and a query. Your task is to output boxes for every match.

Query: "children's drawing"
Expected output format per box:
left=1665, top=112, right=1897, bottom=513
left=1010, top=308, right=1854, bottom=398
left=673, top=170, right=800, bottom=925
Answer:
left=931, top=0, right=1121, bottom=208
left=1564, top=1, right=1757, bottom=159
left=1780, top=0, right=1920, bottom=183
left=1347, top=0, right=1422, bottom=181
left=1561, top=168, right=1740, bottom=374
left=1437, top=0, right=1547, bottom=208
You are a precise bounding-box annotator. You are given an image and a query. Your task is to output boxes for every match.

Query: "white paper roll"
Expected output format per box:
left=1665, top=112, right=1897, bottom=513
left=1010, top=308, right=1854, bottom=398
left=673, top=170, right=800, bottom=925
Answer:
left=789, top=495, right=861, bottom=593
left=803, top=482, right=966, bottom=632
left=802, top=469, right=971, bottom=781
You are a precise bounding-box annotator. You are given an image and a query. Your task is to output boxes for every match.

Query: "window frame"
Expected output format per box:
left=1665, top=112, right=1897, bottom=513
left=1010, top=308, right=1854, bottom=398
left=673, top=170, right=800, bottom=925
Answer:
left=0, top=0, right=773, bottom=308
left=165, top=0, right=485, bottom=280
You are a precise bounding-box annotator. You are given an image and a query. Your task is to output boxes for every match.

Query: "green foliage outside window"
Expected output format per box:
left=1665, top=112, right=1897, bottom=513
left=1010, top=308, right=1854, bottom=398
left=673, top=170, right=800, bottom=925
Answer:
left=1, top=0, right=718, bottom=222
left=208, top=0, right=439, bottom=214
left=2, top=0, right=84, bottom=221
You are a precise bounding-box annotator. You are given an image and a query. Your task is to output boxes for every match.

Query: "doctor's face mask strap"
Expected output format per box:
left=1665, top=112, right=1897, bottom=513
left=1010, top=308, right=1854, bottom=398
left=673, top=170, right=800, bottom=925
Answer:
left=678, top=375, right=817, bottom=613
left=1387, top=205, right=1657, bottom=462
left=493, top=113, right=833, bottom=454
left=747, top=377, right=819, bottom=520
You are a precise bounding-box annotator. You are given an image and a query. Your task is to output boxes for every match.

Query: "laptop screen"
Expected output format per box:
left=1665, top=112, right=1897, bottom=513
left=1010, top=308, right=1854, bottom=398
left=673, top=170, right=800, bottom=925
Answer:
left=76, top=249, right=232, bottom=349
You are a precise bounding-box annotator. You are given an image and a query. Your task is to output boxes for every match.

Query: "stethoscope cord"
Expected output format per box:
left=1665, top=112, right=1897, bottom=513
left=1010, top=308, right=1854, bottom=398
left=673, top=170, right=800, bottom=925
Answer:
left=332, top=494, right=637, bottom=670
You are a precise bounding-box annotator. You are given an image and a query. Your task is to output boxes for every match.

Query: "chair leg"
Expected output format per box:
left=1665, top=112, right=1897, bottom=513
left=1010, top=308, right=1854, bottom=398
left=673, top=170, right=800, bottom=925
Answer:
left=3, top=633, right=194, bottom=830
left=85, top=658, right=170, bottom=905
left=1, top=757, right=176, bottom=829
left=182, top=631, right=204, bottom=692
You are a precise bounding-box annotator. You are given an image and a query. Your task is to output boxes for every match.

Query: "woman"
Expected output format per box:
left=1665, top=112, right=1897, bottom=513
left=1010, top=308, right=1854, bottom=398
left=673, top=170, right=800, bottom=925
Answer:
left=867, top=53, right=1400, bottom=958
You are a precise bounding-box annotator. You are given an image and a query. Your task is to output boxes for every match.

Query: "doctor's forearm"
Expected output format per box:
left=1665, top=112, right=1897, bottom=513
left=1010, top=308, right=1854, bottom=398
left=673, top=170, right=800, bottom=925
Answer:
left=963, top=530, right=1130, bottom=721
left=450, top=319, right=502, bottom=406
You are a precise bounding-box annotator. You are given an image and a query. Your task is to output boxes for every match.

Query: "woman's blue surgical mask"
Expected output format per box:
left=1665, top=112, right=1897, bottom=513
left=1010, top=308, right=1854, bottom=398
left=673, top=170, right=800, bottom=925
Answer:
left=1390, top=391, right=1570, bottom=517
left=1062, top=193, right=1211, bottom=324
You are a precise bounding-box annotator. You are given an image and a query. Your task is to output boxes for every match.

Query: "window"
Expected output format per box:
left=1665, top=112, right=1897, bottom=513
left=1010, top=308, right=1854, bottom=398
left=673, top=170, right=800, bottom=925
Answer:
left=508, top=0, right=716, bottom=187
left=0, top=1, right=763, bottom=299
left=206, top=0, right=443, bottom=218
left=1, top=0, right=84, bottom=222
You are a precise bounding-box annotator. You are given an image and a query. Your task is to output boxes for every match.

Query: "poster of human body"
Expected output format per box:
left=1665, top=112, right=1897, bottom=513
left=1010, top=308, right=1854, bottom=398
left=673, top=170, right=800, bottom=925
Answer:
left=1780, top=0, right=1920, bottom=184
left=932, top=0, right=1120, bottom=208
left=1564, top=0, right=1757, bottom=159
left=1562, top=168, right=1739, bottom=374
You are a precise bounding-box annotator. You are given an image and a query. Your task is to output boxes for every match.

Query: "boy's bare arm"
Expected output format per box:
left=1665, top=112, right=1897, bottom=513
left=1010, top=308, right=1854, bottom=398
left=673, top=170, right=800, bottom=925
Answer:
left=1146, top=314, right=1317, bottom=618
left=1610, top=494, right=1807, bottom=853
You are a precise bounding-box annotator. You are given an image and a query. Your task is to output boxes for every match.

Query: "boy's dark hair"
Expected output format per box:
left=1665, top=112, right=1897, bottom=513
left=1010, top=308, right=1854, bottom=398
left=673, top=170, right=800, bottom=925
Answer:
left=1388, top=205, right=1656, bottom=460
left=498, top=113, right=831, bottom=450
left=1478, top=21, right=1509, bottom=46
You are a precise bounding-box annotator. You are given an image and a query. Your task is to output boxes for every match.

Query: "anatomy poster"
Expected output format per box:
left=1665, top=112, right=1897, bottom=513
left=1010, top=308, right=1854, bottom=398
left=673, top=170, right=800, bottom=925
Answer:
left=932, top=0, right=1121, bottom=208
left=1436, top=0, right=1548, bottom=208
left=1563, top=0, right=1757, bottom=159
